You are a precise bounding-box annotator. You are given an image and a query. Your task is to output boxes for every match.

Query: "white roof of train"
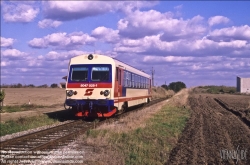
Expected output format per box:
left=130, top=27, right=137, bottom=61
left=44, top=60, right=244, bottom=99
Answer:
left=70, top=54, right=151, bottom=78
left=113, top=58, right=151, bottom=78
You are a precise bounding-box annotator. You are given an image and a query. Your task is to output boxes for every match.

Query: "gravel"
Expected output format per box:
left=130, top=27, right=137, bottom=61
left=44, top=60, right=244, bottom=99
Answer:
left=0, top=120, right=74, bottom=142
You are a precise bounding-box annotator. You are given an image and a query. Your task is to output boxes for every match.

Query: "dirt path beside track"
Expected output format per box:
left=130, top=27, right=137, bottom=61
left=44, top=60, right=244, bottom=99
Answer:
left=166, top=94, right=250, bottom=165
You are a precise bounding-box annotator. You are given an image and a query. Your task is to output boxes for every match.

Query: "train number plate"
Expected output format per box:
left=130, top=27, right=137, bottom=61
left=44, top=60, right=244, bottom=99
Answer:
left=80, top=84, right=97, bottom=88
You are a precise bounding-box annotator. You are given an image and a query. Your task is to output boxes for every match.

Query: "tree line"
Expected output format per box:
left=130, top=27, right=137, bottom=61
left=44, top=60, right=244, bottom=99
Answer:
left=0, top=83, right=59, bottom=88
left=161, top=81, right=186, bottom=93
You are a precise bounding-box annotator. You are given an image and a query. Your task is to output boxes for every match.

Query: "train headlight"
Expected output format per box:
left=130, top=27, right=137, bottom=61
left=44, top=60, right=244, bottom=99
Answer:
left=88, top=54, right=93, bottom=60
left=103, top=90, right=110, bottom=97
left=67, top=90, right=74, bottom=97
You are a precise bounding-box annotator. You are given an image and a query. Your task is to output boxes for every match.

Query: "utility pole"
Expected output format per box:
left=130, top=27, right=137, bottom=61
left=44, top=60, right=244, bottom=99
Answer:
left=151, top=67, right=155, bottom=87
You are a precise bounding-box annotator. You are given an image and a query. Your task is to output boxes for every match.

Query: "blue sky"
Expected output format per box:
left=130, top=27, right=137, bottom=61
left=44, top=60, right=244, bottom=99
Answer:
left=1, top=1, right=250, bottom=87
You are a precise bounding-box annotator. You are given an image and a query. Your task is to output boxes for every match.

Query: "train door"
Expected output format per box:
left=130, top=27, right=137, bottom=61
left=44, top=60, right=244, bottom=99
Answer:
left=115, top=67, right=123, bottom=109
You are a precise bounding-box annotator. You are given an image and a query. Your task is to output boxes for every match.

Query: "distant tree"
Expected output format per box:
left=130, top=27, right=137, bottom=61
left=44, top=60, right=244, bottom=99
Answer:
left=50, top=83, right=58, bottom=88
left=161, top=84, right=168, bottom=90
left=27, top=84, right=35, bottom=88
left=168, top=81, right=186, bottom=93
left=0, top=84, right=8, bottom=88
left=17, top=83, right=23, bottom=88
left=38, top=84, right=48, bottom=88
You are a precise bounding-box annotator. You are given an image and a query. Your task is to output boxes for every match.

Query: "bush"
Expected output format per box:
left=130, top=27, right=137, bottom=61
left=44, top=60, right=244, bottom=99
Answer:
left=37, top=84, right=48, bottom=88
left=50, top=83, right=58, bottom=88
left=0, top=89, right=5, bottom=102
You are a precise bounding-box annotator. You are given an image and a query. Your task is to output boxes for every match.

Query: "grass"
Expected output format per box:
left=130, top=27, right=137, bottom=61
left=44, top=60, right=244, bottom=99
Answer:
left=84, top=105, right=190, bottom=165
left=0, top=115, right=60, bottom=136
left=0, top=104, right=48, bottom=113
left=198, top=85, right=236, bottom=94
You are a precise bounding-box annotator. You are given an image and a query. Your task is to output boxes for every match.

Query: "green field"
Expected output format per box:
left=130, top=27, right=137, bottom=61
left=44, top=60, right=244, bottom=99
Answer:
left=84, top=105, right=190, bottom=165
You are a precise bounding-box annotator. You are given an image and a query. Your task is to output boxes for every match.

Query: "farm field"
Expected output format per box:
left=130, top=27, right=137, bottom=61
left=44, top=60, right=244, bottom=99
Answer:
left=2, top=88, right=65, bottom=106
left=166, top=92, right=250, bottom=165
left=0, top=88, right=66, bottom=123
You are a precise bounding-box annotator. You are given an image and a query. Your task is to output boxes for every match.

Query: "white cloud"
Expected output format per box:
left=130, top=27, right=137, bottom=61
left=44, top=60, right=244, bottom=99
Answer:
left=38, top=50, right=88, bottom=61
left=1, top=49, right=28, bottom=59
left=1, top=37, right=15, bottom=47
left=208, top=25, right=250, bottom=41
left=2, top=3, right=39, bottom=22
left=114, top=33, right=250, bottom=57
left=43, top=1, right=157, bottom=21
left=91, top=26, right=120, bottom=43
left=28, top=38, right=48, bottom=48
left=143, top=56, right=194, bottom=63
left=28, top=32, right=96, bottom=49
left=143, top=55, right=224, bottom=63
left=208, top=16, right=230, bottom=27
left=117, top=9, right=207, bottom=40
left=118, top=10, right=173, bottom=39
left=38, top=19, right=62, bottom=28
left=1, top=61, right=9, bottom=67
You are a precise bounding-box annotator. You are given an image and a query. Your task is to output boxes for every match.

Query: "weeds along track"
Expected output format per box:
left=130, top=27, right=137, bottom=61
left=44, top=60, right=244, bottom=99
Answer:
left=0, top=97, right=168, bottom=163
left=166, top=94, right=250, bottom=165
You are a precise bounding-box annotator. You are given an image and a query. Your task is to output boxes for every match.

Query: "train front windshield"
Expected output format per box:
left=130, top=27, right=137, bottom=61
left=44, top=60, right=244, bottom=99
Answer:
left=71, top=67, right=88, bottom=81
left=69, top=65, right=111, bottom=82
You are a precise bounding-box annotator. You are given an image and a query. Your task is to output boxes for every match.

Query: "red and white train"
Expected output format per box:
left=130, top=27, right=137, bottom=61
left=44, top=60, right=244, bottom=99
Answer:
left=64, top=54, right=152, bottom=117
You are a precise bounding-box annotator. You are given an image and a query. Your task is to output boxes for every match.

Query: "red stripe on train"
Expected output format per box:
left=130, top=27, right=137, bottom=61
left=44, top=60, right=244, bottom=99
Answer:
left=114, top=95, right=151, bottom=103
left=67, top=83, right=112, bottom=88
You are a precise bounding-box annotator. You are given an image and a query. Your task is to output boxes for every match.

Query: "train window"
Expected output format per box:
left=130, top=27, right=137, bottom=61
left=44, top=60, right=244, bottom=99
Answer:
left=128, top=73, right=131, bottom=87
left=131, top=74, right=134, bottom=88
left=123, top=71, right=127, bottom=87
left=134, top=74, right=136, bottom=88
left=134, top=75, right=137, bottom=88
left=138, top=75, right=140, bottom=88
left=140, top=76, right=142, bottom=88
left=144, top=78, right=145, bottom=88
left=135, top=75, right=138, bottom=88
left=126, top=72, right=128, bottom=87
left=92, top=67, right=110, bottom=81
left=138, top=76, right=140, bottom=88
left=71, top=67, right=88, bottom=81
left=141, top=77, right=143, bottom=88
left=142, top=77, right=144, bottom=88
left=143, top=77, right=145, bottom=88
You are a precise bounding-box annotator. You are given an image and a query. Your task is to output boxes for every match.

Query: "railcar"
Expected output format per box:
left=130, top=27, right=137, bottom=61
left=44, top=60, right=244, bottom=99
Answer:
left=64, top=54, right=152, bottom=117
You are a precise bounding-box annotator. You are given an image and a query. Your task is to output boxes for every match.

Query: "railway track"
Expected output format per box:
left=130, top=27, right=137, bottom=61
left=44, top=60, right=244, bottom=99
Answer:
left=0, top=97, right=168, bottom=164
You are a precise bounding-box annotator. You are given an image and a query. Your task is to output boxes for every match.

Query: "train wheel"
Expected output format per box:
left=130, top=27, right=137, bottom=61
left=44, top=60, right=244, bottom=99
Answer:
left=64, top=103, right=72, bottom=110
left=121, top=102, right=128, bottom=113
left=147, top=98, right=150, bottom=104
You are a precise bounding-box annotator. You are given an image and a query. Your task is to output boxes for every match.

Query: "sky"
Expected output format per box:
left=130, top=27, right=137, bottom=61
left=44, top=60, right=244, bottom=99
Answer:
left=1, top=1, right=250, bottom=88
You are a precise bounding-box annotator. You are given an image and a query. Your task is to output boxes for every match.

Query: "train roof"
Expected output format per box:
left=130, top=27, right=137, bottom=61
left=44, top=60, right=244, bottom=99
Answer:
left=113, top=58, right=150, bottom=78
left=70, top=54, right=151, bottom=78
